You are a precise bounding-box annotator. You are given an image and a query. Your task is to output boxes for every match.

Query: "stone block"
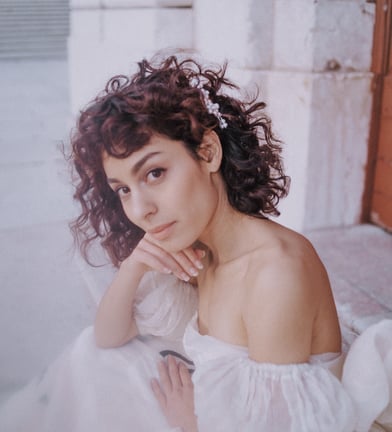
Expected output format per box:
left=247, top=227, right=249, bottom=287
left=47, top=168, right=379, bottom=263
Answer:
left=194, top=0, right=274, bottom=69
left=69, top=7, right=193, bottom=114
left=274, top=0, right=375, bottom=72
left=305, top=72, right=373, bottom=230
left=68, top=10, right=104, bottom=115
left=220, top=68, right=316, bottom=232
left=103, top=8, right=192, bottom=50
left=273, top=0, right=316, bottom=71
left=104, top=0, right=192, bottom=6
left=71, top=0, right=192, bottom=8
left=71, top=0, right=100, bottom=8
left=263, top=71, right=315, bottom=231
left=234, top=69, right=373, bottom=232
left=313, top=1, right=375, bottom=72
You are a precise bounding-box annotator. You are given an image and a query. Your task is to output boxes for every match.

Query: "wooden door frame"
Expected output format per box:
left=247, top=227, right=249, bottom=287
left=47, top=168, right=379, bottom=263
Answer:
left=362, top=0, right=392, bottom=222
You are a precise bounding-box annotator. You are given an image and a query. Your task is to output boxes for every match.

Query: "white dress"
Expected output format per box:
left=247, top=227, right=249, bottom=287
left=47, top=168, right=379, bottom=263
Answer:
left=0, top=271, right=391, bottom=432
left=0, top=272, right=197, bottom=432
left=185, top=315, right=392, bottom=432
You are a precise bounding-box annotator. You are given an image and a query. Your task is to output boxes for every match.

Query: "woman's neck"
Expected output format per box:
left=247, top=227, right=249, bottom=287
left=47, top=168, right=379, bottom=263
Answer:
left=198, top=197, right=262, bottom=267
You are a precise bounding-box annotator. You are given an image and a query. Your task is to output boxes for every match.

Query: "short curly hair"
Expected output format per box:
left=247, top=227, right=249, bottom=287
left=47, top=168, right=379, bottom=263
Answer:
left=69, top=55, right=289, bottom=267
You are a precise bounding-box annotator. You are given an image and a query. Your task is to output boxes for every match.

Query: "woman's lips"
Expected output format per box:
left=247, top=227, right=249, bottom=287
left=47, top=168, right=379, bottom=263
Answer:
left=148, top=222, right=176, bottom=240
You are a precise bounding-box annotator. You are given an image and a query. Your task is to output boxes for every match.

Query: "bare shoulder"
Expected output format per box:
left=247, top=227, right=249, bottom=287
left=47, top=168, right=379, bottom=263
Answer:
left=241, top=221, right=332, bottom=363
left=244, top=221, right=329, bottom=298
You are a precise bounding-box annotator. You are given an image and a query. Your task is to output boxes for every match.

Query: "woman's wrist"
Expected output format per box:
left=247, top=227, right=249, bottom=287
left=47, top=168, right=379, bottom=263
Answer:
left=119, top=254, right=148, bottom=279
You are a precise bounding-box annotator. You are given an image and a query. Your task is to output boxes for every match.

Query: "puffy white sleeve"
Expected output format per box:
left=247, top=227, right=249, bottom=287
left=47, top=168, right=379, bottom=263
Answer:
left=133, top=271, right=198, bottom=340
left=192, top=358, right=356, bottom=432
left=342, top=319, right=392, bottom=432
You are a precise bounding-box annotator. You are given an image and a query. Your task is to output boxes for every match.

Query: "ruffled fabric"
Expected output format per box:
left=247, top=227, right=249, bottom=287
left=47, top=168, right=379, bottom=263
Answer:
left=133, top=271, right=198, bottom=340
left=1, top=270, right=391, bottom=432
left=184, top=314, right=392, bottom=432
left=0, top=327, right=178, bottom=432
left=0, top=272, right=197, bottom=432
left=342, top=320, right=392, bottom=432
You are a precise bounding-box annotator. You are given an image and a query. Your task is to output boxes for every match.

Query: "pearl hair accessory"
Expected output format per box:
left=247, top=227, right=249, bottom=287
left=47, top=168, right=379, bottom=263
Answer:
left=190, top=77, right=228, bottom=129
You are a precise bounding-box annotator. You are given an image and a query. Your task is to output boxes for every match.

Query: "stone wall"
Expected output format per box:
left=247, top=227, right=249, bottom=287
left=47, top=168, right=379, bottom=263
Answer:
left=69, top=0, right=193, bottom=113
left=68, top=0, right=376, bottom=231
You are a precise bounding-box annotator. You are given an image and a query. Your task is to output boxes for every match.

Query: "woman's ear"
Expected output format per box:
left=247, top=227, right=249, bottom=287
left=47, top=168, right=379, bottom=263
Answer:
left=197, top=131, right=222, bottom=173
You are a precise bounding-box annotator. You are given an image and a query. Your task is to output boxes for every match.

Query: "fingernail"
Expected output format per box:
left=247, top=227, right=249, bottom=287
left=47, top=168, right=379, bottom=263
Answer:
left=198, top=250, right=206, bottom=258
left=163, top=268, right=172, bottom=274
left=181, top=273, right=190, bottom=282
left=189, top=268, right=198, bottom=277
left=195, top=260, right=203, bottom=270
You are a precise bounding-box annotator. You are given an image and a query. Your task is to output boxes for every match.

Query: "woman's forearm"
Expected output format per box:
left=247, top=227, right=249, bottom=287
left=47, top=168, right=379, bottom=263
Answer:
left=94, top=258, right=146, bottom=348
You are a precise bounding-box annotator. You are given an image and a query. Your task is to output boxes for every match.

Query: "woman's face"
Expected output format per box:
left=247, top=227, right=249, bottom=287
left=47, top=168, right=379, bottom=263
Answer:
left=102, top=134, right=220, bottom=252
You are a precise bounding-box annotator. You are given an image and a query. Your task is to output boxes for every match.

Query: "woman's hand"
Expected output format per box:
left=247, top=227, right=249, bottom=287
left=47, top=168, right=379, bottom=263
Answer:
left=94, top=235, right=205, bottom=348
left=151, top=355, right=198, bottom=432
left=124, top=234, right=205, bottom=282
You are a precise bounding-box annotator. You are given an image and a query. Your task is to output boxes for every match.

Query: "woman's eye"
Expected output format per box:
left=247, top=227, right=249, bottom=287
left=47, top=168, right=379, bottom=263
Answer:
left=115, top=186, right=130, bottom=197
left=146, top=168, right=165, bottom=182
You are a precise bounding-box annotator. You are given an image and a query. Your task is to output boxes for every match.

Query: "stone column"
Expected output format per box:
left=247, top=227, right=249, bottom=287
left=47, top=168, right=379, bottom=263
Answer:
left=275, top=0, right=374, bottom=231
left=194, top=0, right=375, bottom=231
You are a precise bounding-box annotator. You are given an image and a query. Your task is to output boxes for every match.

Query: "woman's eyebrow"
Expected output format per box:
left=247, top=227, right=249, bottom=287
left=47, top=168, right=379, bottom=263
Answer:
left=106, top=151, right=162, bottom=184
left=131, top=151, right=162, bottom=176
left=107, top=177, right=120, bottom=185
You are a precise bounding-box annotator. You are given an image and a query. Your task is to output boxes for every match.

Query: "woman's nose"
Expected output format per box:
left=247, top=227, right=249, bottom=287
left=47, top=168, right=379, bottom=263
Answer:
left=126, top=191, right=157, bottom=223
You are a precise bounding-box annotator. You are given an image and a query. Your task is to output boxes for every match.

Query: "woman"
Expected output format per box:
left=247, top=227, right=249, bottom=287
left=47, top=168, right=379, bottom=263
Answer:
left=1, top=55, right=390, bottom=432
left=70, top=55, right=391, bottom=431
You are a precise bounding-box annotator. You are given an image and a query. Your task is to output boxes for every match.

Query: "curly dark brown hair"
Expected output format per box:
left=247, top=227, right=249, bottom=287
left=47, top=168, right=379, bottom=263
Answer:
left=69, top=55, right=289, bottom=267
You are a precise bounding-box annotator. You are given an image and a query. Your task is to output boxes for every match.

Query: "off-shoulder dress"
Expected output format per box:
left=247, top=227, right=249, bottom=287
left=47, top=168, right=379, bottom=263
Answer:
left=0, top=272, right=391, bottom=432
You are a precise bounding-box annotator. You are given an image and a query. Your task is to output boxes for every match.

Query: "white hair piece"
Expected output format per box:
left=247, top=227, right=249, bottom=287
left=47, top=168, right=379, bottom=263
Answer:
left=190, top=77, right=228, bottom=129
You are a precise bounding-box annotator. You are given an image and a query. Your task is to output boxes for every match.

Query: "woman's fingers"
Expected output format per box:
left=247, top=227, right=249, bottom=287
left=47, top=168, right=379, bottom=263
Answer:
left=155, top=356, right=186, bottom=392
left=157, top=360, right=173, bottom=394
left=152, top=357, right=197, bottom=430
left=178, top=362, right=193, bottom=388
left=170, top=251, right=200, bottom=280
left=138, top=240, right=192, bottom=281
left=151, top=378, right=166, bottom=410
left=153, top=357, right=189, bottom=398
left=167, top=355, right=182, bottom=390
left=137, top=237, right=206, bottom=281
left=182, top=247, right=205, bottom=271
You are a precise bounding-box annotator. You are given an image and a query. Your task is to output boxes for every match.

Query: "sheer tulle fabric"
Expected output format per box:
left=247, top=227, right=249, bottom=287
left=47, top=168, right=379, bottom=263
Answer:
left=0, top=273, right=195, bottom=432
left=1, top=271, right=391, bottom=432
left=134, top=271, right=198, bottom=340
left=184, top=314, right=356, bottom=432
left=342, top=319, right=392, bottom=432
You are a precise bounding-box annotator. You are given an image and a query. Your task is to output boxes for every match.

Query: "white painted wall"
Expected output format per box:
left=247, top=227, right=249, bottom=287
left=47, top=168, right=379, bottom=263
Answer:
left=69, top=0, right=193, bottom=115
left=69, top=0, right=376, bottom=232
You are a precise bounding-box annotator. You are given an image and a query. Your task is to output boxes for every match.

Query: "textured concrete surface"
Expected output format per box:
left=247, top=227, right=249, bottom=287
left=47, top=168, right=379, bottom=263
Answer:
left=307, top=224, right=392, bottom=348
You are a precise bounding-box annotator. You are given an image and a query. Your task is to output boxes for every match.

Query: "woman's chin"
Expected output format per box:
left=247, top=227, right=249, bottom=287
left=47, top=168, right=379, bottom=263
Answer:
left=159, top=237, right=198, bottom=254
